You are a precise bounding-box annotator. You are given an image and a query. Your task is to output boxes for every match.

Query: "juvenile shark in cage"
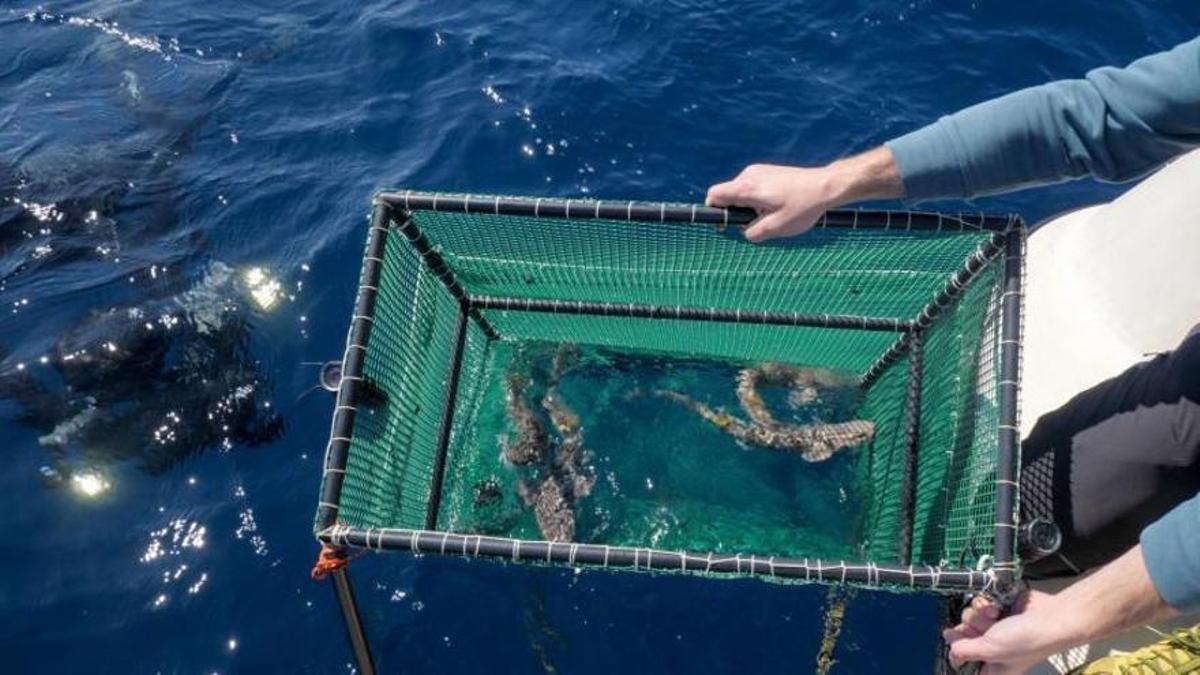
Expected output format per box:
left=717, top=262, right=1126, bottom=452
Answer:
left=656, top=362, right=875, bottom=461
left=501, top=373, right=550, bottom=466
left=504, top=345, right=595, bottom=542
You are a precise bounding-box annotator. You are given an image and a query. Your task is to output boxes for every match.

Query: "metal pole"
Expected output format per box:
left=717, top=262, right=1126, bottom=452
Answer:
left=376, top=190, right=1016, bottom=233
left=316, top=202, right=390, bottom=531
left=332, top=567, right=376, bottom=675
left=317, top=526, right=994, bottom=591
left=992, top=228, right=1025, bottom=598
left=470, top=295, right=911, bottom=332
left=898, top=330, right=925, bottom=565
left=424, top=304, right=471, bottom=530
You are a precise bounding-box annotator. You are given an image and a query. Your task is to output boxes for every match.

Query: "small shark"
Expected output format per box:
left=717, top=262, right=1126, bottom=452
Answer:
left=503, top=344, right=595, bottom=542
left=517, top=471, right=576, bottom=543
left=543, top=389, right=596, bottom=503
left=735, top=362, right=859, bottom=426
left=654, top=387, right=875, bottom=462
left=502, top=373, right=549, bottom=466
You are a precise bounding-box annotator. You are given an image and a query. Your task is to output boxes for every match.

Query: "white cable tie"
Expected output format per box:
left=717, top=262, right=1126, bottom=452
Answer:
left=494, top=195, right=501, bottom=215
left=627, top=201, right=634, bottom=221
left=565, top=199, right=571, bottom=218
left=535, top=197, right=542, bottom=217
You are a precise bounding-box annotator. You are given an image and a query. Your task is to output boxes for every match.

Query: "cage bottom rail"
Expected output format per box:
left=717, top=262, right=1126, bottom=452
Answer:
left=318, top=525, right=995, bottom=592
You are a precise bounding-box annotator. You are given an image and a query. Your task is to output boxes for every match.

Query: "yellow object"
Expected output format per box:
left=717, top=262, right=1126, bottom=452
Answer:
left=1069, top=625, right=1200, bottom=674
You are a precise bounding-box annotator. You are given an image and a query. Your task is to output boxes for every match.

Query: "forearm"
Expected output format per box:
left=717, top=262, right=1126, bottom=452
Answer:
left=1037, top=546, right=1176, bottom=650
left=823, top=146, right=905, bottom=205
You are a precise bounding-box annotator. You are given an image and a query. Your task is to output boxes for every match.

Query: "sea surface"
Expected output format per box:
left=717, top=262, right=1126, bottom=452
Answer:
left=2, top=2, right=1196, bottom=673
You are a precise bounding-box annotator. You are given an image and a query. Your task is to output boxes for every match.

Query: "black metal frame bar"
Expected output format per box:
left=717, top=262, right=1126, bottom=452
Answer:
left=991, top=229, right=1024, bottom=598
left=318, top=525, right=994, bottom=592
left=470, top=295, right=913, bottom=332
left=316, top=202, right=390, bottom=532
left=424, top=305, right=471, bottom=530
left=316, top=191, right=1026, bottom=617
left=897, top=330, right=925, bottom=566
left=331, top=569, right=376, bottom=675
left=376, top=190, right=1016, bottom=233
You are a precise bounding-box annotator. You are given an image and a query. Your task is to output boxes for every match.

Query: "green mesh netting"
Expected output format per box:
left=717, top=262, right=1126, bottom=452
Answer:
left=324, top=202, right=1007, bottom=574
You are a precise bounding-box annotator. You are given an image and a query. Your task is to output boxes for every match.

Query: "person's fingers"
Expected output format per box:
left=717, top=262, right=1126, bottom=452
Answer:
left=972, top=594, right=1002, bottom=617
left=960, top=600, right=1001, bottom=634
left=949, top=636, right=997, bottom=666
left=942, top=624, right=981, bottom=643
left=705, top=180, right=746, bottom=208
left=743, top=212, right=787, bottom=243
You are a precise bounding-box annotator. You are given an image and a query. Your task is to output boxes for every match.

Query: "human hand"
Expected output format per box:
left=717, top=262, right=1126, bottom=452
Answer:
left=944, top=590, right=1062, bottom=674
left=705, top=164, right=836, bottom=242
left=704, top=147, right=903, bottom=243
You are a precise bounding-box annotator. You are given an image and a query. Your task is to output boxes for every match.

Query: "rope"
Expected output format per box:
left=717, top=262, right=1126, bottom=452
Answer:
left=310, top=544, right=365, bottom=581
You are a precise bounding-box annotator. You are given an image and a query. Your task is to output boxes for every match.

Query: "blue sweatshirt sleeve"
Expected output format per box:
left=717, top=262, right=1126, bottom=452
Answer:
left=885, top=36, right=1200, bottom=200
left=1140, top=493, right=1200, bottom=611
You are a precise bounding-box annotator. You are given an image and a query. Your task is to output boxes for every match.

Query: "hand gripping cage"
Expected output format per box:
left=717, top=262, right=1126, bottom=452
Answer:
left=315, top=190, right=1025, bottom=599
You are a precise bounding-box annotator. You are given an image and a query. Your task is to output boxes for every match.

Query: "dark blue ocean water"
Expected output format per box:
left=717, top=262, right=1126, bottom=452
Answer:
left=2, top=2, right=1196, bottom=672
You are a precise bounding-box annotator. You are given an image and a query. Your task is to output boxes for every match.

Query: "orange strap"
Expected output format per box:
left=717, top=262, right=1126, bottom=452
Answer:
left=311, top=544, right=362, bottom=580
